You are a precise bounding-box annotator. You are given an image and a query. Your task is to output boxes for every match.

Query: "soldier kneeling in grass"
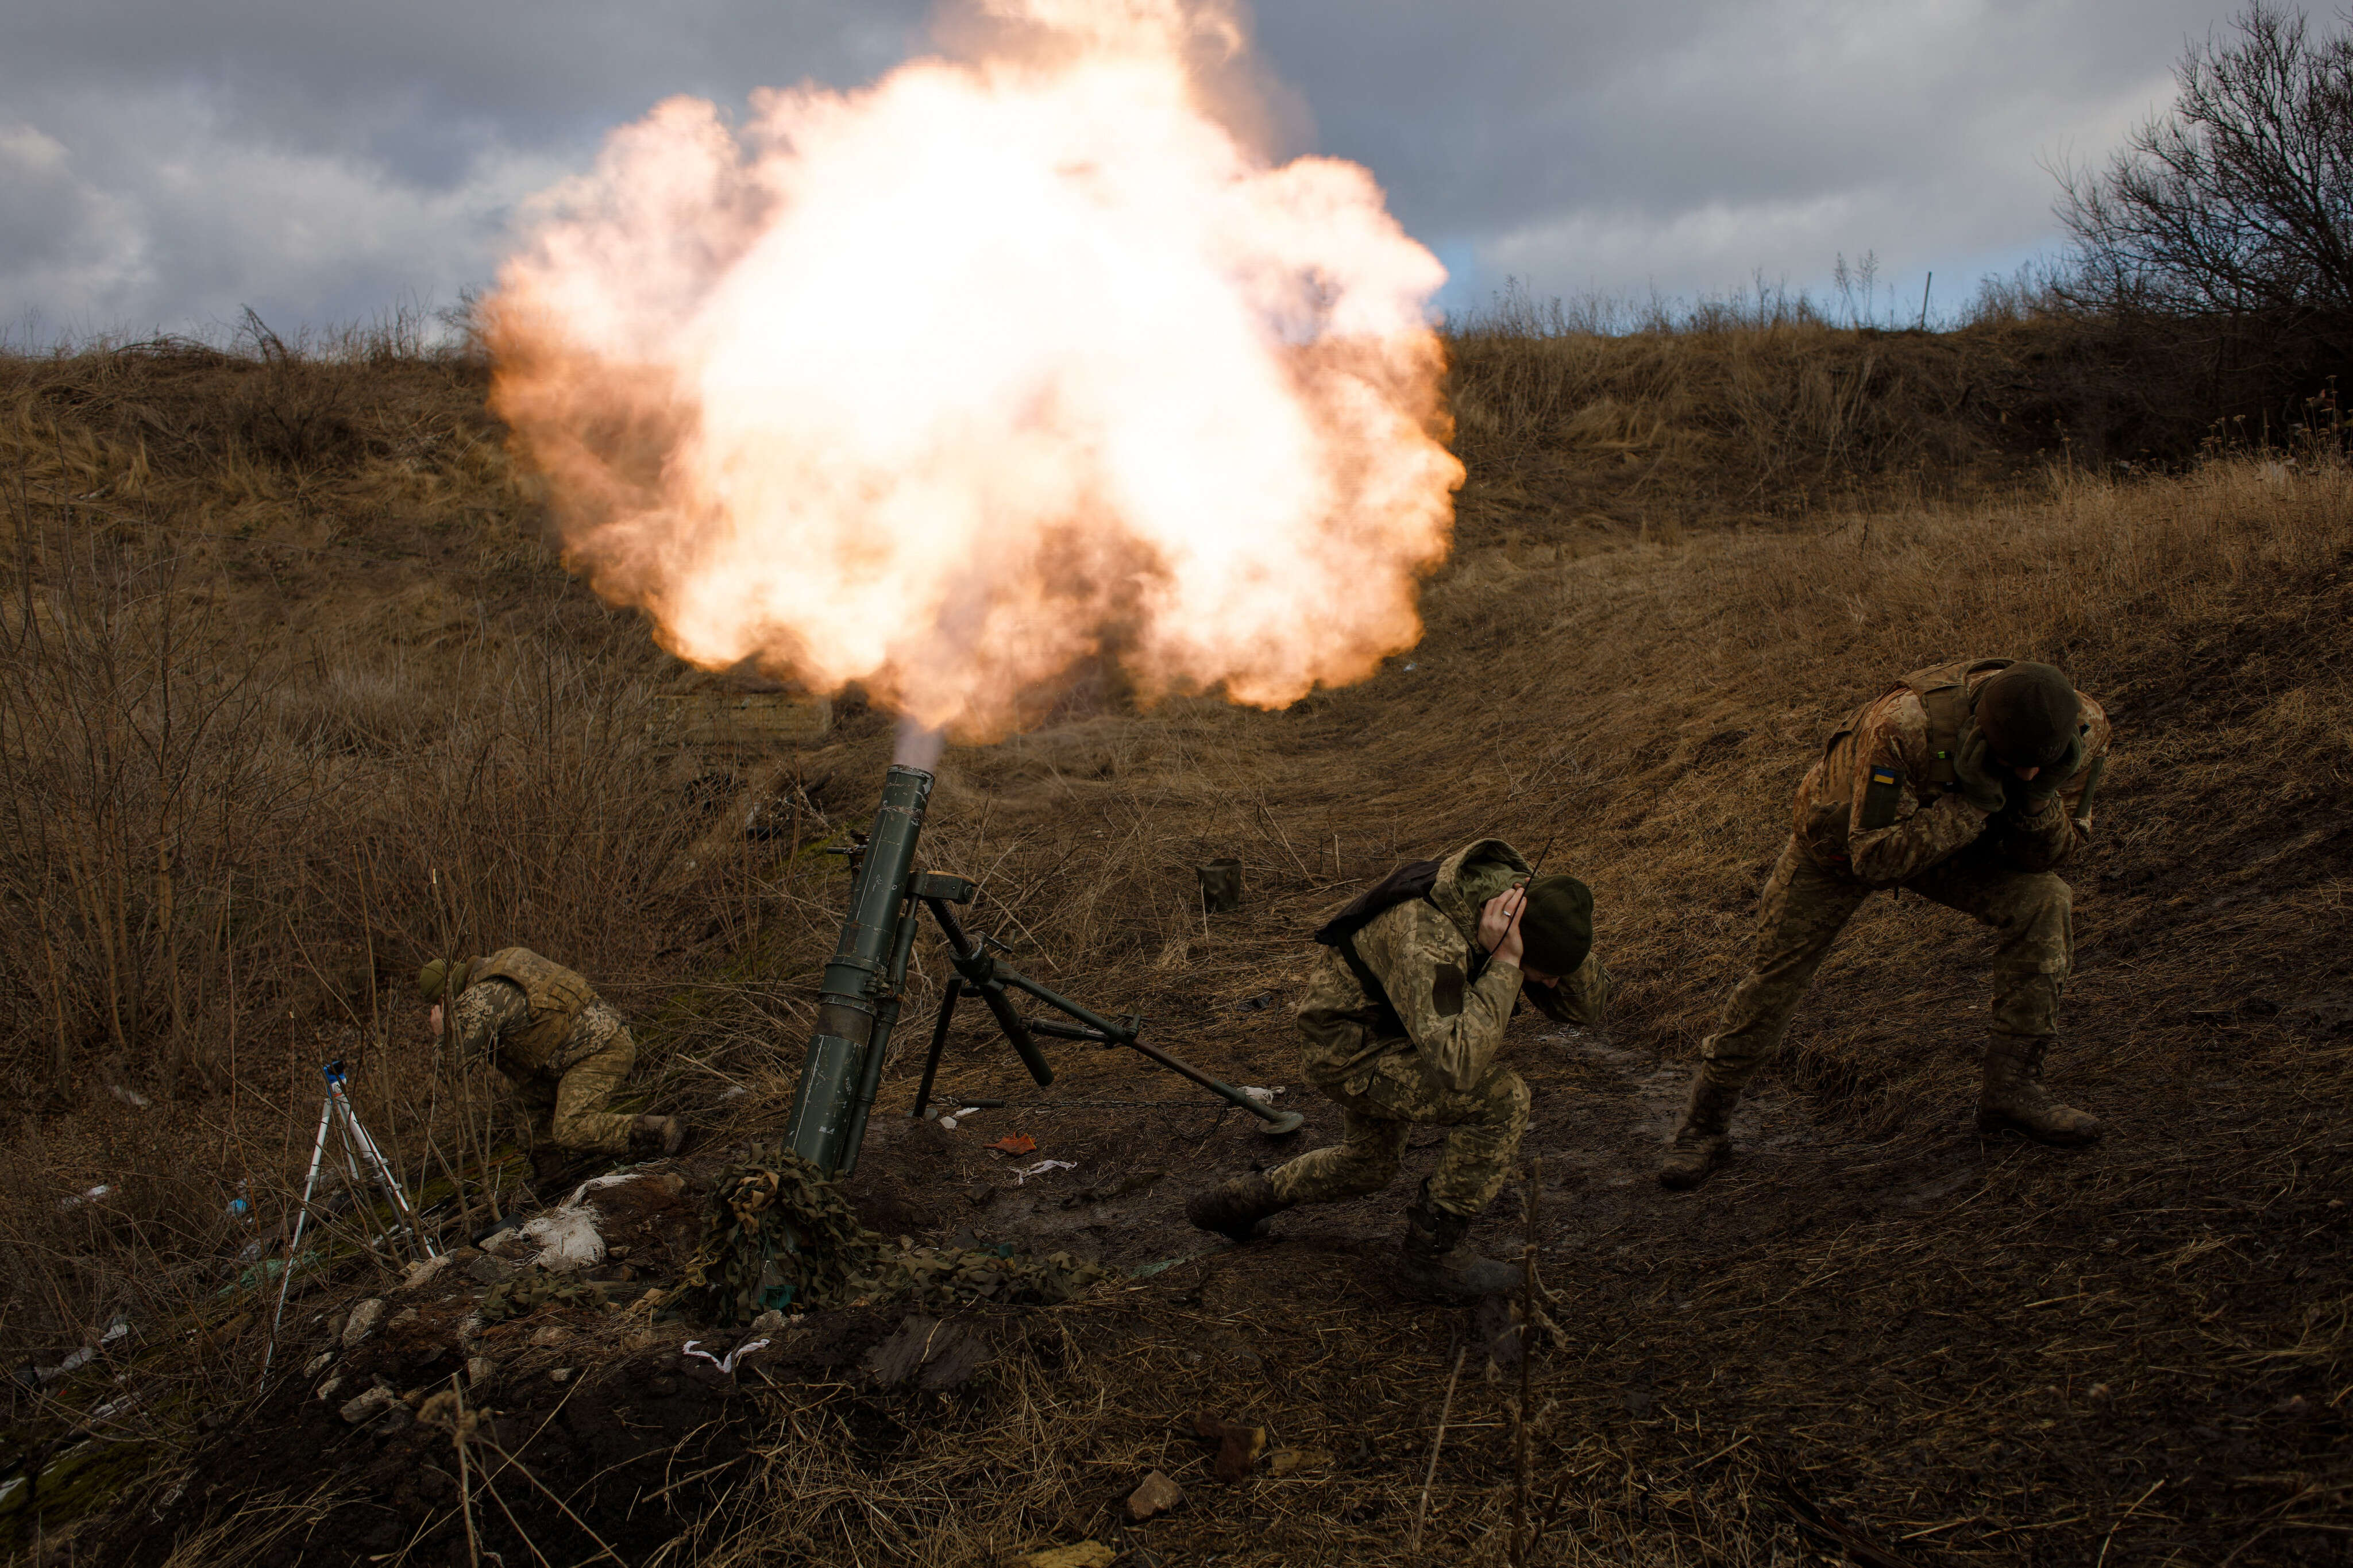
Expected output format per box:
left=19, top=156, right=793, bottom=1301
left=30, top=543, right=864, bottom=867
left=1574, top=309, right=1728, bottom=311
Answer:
left=1659, top=658, right=2112, bottom=1192
left=419, top=949, right=684, bottom=1161
left=1186, top=840, right=1608, bottom=1300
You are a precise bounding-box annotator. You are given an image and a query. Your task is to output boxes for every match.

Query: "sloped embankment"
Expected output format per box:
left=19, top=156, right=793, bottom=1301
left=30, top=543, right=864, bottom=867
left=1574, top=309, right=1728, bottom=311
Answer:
left=65, top=455, right=2353, bottom=1566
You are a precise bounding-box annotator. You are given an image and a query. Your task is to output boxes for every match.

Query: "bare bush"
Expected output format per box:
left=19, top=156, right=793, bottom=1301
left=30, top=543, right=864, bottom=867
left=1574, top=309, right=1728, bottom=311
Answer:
left=2059, top=2, right=2353, bottom=347
left=0, top=528, right=296, bottom=1098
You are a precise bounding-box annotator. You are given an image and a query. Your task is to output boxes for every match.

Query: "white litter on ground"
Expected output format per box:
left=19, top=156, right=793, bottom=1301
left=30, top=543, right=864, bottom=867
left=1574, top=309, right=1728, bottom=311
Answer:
left=520, top=1205, right=605, bottom=1271
left=681, top=1338, right=770, bottom=1374
left=523, top=1170, right=676, bottom=1272
left=1013, top=1160, right=1078, bottom=1185
left=564, top=1171, right=660, bottom=1207
left=400, top=1254, right=456, bottom=1292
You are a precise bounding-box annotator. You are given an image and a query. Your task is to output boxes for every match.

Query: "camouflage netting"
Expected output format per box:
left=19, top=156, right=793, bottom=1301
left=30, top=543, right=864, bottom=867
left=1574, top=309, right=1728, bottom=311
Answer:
left=678, top=1145, right=1111, bottom=1327
left=479, top=1266, right=604, bottom=1324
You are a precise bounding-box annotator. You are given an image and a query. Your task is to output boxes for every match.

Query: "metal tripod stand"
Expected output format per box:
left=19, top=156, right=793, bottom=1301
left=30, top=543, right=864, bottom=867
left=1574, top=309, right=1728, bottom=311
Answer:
left=263, top=1060, right=436, bottom=1376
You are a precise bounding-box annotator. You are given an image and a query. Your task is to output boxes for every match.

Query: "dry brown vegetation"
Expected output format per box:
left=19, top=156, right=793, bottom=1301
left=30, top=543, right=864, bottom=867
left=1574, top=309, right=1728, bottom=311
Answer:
left=1446, top=280, right=2351, bottom=539
left=1, top=320, right=2349, bottom=1565
left=0, top=330, right=784, bottom=1454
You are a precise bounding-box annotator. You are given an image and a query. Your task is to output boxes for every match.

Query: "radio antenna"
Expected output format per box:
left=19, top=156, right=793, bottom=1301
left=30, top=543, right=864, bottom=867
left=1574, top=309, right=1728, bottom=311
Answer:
left=1470, top=831, right=1560, bottom=980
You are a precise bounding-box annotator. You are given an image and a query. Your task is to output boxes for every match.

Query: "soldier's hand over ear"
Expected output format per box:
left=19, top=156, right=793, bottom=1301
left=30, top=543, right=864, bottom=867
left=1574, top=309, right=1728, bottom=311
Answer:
left=2017, top=732, right=2085, bottom=806
left=1479, top=885, right=1528, bottom=968
left=1953, top=729, right=2009, bottom=814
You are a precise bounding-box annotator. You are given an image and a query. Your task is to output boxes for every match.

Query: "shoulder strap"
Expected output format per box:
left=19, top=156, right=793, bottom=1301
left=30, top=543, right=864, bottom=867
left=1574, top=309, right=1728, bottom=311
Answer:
left=1314, top=858, right=1444, bottom=1041
left=1311, top=858, right=1441, bottom=948
left=1914, top=686, right=1967, bottom=793
left=1334, top=934, right=1407, bottom=1040
left=1899, top=658, right=2013, bottom=797
left=1819, top=697, right=1874, bottom=761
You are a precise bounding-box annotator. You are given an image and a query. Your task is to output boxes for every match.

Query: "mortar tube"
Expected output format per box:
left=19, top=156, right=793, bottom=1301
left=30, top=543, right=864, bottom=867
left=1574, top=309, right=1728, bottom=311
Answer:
left=836, top=890, right=925, bottom=1177
left=783, top=764, right=932, bottom=1175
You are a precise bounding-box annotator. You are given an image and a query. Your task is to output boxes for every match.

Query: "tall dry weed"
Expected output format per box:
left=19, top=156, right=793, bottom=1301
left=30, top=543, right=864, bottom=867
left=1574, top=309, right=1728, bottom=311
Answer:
left=0, top=501, right=769, bottom=1384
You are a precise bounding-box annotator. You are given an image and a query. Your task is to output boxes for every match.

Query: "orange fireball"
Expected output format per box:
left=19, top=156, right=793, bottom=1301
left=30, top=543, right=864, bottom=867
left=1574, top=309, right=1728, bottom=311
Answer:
left=488, top=0, right=1463, bottom=740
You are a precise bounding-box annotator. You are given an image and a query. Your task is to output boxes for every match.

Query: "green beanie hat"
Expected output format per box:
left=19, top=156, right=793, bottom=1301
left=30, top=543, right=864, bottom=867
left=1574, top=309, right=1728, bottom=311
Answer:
left=1975, top=662, right=2080, bottom=768
left=418, top=958, right=466, bottom=1002
left=1518, top=874, right=1593, bottom=978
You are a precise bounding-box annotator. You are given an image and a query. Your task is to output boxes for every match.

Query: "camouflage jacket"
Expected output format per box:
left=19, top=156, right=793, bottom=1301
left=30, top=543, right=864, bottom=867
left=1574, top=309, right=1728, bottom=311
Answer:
left=1295, top=839, right=1610, bottom=1095
left=1793, top=664, right=2112, bottom=886
left=448, top=978, right=625, bottom=1083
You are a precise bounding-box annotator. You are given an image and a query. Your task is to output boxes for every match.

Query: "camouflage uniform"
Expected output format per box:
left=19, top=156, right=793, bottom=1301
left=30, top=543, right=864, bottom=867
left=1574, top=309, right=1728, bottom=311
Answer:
left=1267, top=839, right=1610, bottom=1218
left=448, top=948, right=640, bottom=1156
left=1699, top=660, right=2112, bottom=1094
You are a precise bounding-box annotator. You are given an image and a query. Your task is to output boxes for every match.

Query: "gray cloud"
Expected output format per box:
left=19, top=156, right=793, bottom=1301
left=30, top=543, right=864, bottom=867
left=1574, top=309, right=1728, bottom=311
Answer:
left=1263, top=0, right=2254, bottom=315
left=0, top=0, right=2277, bottom=337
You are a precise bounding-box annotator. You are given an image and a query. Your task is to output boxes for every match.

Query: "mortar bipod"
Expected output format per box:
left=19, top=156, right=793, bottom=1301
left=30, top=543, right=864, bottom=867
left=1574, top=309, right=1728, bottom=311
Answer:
left=904, top=873, right=1305, bottom=1136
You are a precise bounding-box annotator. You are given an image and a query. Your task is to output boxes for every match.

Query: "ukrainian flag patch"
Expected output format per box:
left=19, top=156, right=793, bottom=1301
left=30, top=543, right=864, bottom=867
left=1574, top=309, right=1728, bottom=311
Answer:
left=1860, top=765, right=1905, bottom=830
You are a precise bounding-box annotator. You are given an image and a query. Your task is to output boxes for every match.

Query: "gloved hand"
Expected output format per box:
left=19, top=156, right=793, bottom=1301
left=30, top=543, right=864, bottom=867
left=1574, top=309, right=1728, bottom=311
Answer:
left=1951, top=729, right=2008, bottom=814
left=2016, top=732, right=2085, bottom=809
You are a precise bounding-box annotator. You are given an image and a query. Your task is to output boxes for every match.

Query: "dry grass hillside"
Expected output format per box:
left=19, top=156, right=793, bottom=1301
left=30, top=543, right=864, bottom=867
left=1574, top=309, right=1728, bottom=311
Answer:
left=0, top=323, right=2348, bottom=1565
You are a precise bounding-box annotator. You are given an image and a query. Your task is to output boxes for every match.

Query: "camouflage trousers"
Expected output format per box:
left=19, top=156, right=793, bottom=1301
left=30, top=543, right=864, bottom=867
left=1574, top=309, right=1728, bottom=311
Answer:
left=510, top=1004, right=639, bottom=1155
left=1701, top=836, right=2073, bottom=1092
left=1267, top=1049, right=1532, bottom=1219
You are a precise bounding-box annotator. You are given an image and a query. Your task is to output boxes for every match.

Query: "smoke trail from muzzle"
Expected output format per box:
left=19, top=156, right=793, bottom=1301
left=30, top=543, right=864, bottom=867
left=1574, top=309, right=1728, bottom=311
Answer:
left=893, top=720, right=948, bottom=773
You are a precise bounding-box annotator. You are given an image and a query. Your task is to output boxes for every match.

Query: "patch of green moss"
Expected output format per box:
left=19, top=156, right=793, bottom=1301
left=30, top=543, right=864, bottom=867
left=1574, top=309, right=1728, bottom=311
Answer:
left=0, top=1435, right=163, bottom=1544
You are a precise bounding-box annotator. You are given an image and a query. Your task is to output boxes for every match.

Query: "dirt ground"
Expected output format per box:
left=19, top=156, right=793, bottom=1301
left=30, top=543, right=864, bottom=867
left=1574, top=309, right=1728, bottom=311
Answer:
left=107, top=850, right=2353, bottom=1566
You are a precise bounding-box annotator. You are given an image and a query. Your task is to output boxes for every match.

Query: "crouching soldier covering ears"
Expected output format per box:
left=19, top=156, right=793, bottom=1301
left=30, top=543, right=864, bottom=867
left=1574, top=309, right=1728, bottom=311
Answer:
left=419, top=949, right=684, bottom=1160
left=1186, top=840, right=1608, bottom=1300
left=1660, top=658, right=2112, bottom=1192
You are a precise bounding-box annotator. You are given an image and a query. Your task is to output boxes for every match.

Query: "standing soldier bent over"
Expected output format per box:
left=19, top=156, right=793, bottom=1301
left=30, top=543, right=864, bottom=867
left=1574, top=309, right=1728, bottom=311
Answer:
left=1186, top=840, right=1609, bottom=1299
left=420, top=948, right=685, bottom=1160
left=1660, top=659, right=2111, bottom=1191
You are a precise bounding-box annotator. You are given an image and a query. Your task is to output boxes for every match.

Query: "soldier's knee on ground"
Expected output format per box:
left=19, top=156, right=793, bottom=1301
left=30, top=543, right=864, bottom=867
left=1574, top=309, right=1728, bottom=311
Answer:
left=549, top=1107, right=636, bottom=1155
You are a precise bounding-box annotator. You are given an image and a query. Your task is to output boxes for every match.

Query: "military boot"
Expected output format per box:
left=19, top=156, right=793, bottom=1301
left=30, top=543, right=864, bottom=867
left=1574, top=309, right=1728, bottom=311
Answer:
left=1185, top=1172, right=1293, bottom=1242
left=1977, top=1038, right=2101, bottom=1146
left=1397, top=1183, right=1519, bottom=1301
left=1657, top=1073, right=1741, bottom=1191
left=630, top=1114, right=686, bottom=1157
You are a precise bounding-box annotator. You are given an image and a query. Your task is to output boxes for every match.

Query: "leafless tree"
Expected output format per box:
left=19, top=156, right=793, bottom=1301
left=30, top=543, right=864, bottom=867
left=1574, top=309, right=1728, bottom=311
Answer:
left=2058, top=3, right=2353, bottom=349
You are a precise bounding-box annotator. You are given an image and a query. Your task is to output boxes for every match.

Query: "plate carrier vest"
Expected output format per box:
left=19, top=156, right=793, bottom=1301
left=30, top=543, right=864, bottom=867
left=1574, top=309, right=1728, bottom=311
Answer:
left=462, top=947, right=594, bottom=1070
left=1824, top=656, right=2016, bottom=807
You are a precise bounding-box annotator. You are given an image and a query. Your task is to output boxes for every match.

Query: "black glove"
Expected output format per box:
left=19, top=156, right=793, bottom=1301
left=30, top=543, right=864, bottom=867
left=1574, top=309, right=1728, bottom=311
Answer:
left=1951, top=729, right=2008, bottom=815
left=2017, top=732, right=2085, bottom=809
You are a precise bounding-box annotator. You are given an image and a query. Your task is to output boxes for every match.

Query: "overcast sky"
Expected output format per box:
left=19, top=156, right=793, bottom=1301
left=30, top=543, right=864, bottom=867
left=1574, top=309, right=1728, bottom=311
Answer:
left=0, top=0, right=2278, bottom=341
